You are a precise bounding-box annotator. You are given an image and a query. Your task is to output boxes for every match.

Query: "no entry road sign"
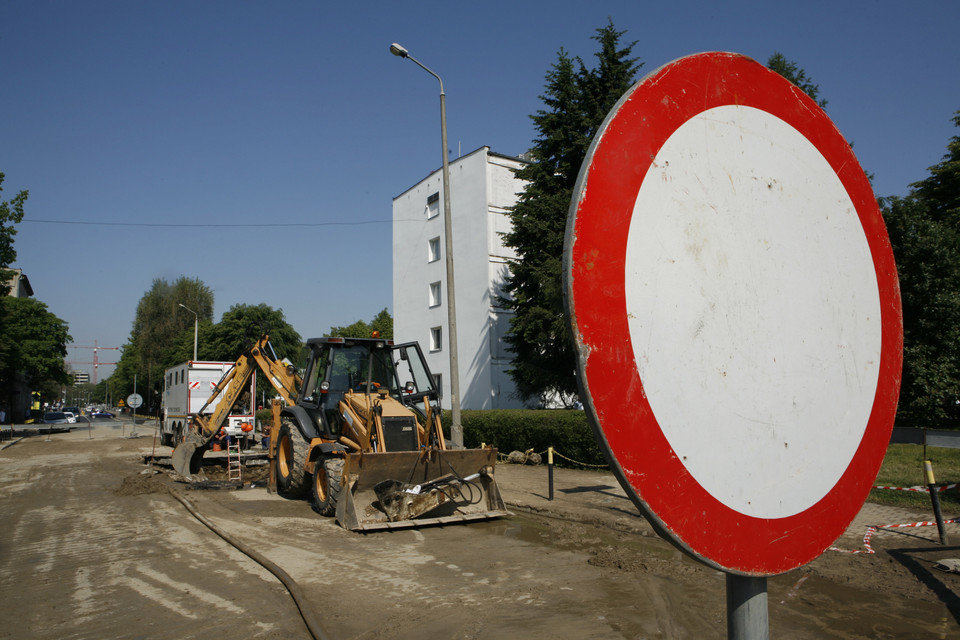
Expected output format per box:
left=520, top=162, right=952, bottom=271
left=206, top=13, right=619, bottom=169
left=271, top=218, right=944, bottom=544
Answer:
left=565, top=52, right=902, bottom=576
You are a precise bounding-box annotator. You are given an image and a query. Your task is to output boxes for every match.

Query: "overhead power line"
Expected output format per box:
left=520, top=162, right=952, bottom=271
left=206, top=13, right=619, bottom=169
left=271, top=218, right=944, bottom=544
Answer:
left=24, top=219, right=399, bottom=228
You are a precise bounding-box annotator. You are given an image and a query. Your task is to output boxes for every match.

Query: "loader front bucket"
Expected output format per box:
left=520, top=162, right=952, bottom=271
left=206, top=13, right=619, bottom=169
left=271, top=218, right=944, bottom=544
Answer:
left=171, top=432, right=209, bottom=478
left=336, top=447, right=509, bottom=531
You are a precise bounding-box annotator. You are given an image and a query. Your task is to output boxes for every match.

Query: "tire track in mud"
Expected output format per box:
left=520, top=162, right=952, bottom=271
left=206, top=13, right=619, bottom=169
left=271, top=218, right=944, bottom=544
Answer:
left=0, top=440, right=297, bottom=639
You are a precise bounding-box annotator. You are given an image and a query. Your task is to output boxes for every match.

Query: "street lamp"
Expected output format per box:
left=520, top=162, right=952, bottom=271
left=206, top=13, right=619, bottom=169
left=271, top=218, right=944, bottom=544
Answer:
left=178, top=303, right=199, bottom=362
left=390, top=42, right=463, bottom=448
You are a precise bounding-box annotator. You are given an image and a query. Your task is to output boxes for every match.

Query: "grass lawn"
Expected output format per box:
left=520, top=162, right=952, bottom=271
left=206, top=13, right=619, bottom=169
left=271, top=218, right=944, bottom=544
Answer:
left=870, top=444, right=960, bottom=512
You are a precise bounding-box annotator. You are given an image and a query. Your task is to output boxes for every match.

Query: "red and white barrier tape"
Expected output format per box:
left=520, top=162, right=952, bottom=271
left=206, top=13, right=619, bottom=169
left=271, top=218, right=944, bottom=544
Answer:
left=872, top=483, right=957, bottom=493
left=831, top=518, right=960, bottom=555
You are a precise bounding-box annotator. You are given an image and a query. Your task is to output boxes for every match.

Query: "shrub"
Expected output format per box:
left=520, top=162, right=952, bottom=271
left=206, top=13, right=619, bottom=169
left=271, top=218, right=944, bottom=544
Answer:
left=441, top=409, right=607, bottom=468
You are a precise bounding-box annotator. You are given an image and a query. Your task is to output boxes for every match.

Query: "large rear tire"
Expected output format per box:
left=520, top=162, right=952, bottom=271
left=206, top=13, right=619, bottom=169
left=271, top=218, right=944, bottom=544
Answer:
left=276, top=422, right=309, bottom=497
left=312, top=457, right=344, bottom=516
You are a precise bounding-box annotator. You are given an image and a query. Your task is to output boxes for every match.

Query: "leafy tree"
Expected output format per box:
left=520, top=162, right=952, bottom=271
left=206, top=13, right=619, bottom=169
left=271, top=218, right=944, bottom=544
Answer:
left=369, top=308, right=394, bottom=340
left=882, top=112, right=960, bottom=426
left=0, top=172, right=28, bottom=296
left=0, top=297, right=72, bottom=416
left=0, top=175, right=72, bottom=418
left=767, top=52, right=828, bottom=108
left=189, top=303, right=304, bottom=407
left=327, top=308, right=393, bottom=340
left=200, top=303, right=303, bottom=364
left=501, top=21, right=641, bottom=407
left=111, top=276, right=215, bottom=410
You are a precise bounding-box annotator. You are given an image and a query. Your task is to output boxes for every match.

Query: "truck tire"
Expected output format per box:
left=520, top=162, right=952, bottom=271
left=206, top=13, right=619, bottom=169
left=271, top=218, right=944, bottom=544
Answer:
left=276, top=422, right=309, bottom=497
left=312, top=457, right=344, bottom=516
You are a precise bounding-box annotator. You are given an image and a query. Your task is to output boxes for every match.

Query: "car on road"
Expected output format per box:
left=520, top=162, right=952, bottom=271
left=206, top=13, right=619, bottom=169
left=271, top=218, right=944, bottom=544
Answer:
left=42, top=412, right=72, bottom=427
left=63, top=406, right=81, bottom=417
left=91, top=410, right=115, bottom=419
left=62, top=412, right=78, bottom=424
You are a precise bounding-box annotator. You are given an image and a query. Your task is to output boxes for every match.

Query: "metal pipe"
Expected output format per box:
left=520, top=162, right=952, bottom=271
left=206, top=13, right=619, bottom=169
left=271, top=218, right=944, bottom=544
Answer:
left=726, top=574, right=769, bottom=640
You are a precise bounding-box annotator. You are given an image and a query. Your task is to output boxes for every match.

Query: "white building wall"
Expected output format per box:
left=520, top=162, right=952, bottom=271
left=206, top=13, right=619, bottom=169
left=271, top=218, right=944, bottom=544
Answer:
left=393, top=147, right=528, bottom=410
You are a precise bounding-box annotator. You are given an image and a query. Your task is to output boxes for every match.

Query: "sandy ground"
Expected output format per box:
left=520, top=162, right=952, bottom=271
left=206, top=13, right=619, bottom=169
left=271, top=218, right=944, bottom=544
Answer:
left=2, top=420, right=960, bottom=639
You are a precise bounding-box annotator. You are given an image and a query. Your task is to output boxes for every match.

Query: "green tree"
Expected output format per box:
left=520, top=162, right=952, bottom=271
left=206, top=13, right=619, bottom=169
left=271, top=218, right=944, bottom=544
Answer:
left=0, top=172, right=28, bottom=296
left=767, top=52, right=828, bottom=108
left=204, top=302, right=303, bottom=408
left=0, top=297, right=72, bottom=416
left=882, top=112, right=960, bottom=426
left=369, top=308, right=394, bottom=340
left=501, top=21, right=641, bottom=407
left=201, top=303, right=302, bottom=364
left=327, top=308, right=393, bottom=340
left=111, top=276, right=215, bottom=410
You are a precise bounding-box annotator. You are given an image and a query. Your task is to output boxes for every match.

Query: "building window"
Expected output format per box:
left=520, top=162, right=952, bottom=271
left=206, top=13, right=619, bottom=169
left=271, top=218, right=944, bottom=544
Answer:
left=427, top=192, right=440, bottom=219
left=430, top=326, right=442, bottom=352
left=433, top=373, right=442, bottom=398
left=428, top=236, right=440, bottom=262
left=429, top=281, right=441, bottom=307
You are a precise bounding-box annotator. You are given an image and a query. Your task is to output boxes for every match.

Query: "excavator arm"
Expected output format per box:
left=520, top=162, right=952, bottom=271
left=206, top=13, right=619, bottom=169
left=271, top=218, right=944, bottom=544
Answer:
left=171, top=335, right=301, bottom=477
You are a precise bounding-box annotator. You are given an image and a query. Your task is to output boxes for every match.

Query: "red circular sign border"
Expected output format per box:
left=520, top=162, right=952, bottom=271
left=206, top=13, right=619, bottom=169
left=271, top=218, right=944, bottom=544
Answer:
left=566, top=52, right=903, bottom=575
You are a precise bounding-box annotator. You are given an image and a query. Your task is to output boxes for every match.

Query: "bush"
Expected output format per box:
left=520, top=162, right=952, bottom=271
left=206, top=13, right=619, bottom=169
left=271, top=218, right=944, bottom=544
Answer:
left=440, top=409, right=607, bottom=468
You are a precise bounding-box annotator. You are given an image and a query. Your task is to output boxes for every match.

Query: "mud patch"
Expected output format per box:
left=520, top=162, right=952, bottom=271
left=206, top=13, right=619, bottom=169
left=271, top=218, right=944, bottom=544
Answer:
left=589, top=544, right=707, bottom=578
left=115, top=471, right=170, bottom=496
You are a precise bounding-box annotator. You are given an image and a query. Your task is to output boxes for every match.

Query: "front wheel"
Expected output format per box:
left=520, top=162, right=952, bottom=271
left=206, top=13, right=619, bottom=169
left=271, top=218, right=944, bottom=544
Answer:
left=276, top=422, right=309, bottom=497
left=312, top=457, right=344, bottom=516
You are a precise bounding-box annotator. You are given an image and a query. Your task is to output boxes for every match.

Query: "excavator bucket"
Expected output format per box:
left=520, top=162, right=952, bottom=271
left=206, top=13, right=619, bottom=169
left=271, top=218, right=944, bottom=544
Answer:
left=171, top=432, right=209, bottom=478
left=336, top=447, right=509, bottom=531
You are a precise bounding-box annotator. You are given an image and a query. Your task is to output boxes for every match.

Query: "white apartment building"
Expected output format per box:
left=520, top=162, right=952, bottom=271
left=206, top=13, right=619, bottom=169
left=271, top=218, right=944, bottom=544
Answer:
left=392, top=146, right=530, bottom=410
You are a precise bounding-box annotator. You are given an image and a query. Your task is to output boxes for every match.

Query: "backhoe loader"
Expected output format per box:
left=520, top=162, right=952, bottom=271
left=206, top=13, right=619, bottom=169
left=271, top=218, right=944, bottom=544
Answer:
left=171, top=334, right=507, bottom=530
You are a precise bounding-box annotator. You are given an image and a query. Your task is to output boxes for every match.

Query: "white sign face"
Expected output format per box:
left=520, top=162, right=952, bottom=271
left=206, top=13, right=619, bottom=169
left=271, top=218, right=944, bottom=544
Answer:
left=565, top=52, right=902, bottom=576
left=126, top=394, right=143, bottom=409
left=624, top=105, right=882, bottom=519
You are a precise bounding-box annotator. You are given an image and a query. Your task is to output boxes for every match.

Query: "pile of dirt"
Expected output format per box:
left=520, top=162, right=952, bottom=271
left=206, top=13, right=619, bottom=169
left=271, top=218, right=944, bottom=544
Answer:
left=115, top=471, right=170, bottom=496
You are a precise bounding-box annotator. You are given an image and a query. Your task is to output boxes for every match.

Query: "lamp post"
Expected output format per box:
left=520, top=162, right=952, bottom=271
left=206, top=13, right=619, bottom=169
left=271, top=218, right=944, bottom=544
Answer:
left=390, top=42, right=462, bottom=448
left=178, top=303, right=199, bottom=362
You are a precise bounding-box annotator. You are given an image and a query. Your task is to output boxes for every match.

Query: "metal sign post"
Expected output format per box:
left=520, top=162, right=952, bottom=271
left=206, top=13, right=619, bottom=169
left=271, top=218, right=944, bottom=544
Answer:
left=564, top=52, right=902, bottom=637
left=126, top=391, right=143, bottom=438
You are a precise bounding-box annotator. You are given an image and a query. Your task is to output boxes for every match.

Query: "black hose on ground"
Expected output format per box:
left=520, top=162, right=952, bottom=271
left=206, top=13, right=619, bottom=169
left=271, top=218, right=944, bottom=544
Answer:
left=168, top=489, right=330, bottom=640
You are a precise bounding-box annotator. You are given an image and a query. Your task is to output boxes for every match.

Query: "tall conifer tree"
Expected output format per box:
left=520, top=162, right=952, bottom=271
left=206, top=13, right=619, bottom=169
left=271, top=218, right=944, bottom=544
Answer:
left=501, top=22, right=640, bottom=406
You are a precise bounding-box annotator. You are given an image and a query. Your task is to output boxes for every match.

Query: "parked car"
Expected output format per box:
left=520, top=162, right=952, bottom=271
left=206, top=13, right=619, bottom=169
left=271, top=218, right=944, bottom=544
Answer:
left=63, top=406, right=81, bottom=417
left=62, top=412, right=78, bottom=424
left=42, top=412, right=71, bottom=427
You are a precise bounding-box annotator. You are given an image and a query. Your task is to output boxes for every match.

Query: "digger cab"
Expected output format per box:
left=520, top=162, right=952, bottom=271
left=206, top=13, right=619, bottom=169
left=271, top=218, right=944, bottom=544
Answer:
left=297, top=337, right=444, bottom=449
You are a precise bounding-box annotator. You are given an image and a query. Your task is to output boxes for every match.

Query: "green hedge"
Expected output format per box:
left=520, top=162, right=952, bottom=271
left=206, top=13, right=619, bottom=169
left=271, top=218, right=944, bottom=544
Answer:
left=440, top=409, right=608, bottom=468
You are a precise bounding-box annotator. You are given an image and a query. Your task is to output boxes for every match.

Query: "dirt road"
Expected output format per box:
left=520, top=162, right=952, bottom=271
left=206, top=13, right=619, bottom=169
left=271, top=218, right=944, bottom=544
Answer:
left=2, top=421, right=959, bottom=638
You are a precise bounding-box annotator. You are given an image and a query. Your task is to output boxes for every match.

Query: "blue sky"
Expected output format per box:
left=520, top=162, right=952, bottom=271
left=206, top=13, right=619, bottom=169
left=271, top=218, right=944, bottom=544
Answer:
left=2, top=0, right=958, bottom=381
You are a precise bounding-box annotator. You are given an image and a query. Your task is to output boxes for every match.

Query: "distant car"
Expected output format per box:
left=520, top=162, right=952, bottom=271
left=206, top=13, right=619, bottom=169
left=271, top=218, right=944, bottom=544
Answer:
left=63, top=406, right=81, bottom=417
left=91, top=410, right=115, bottom=419
left=42, top=412, right=71, bottom=426
left=62, top=412, right=78, bottom=424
